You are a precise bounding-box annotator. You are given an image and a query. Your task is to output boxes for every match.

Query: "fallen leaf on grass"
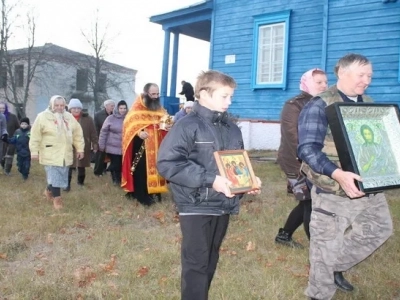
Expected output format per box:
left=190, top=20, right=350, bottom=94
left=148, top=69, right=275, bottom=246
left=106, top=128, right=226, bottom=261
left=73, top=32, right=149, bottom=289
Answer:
left=230, top=251, right=237, bottom=256
left=0, top=253, right=7, bottom=259
left=159, top=275, right=168, bottom=286
left=99, top=254, right=117, bottom=272
left=276, top=255, right=287, bottom=262
left=35, top=252, right=47, bottom=260
left=265, top=262, right=273, bottom=267
left=219, top=247, right=228, bottom=253
left=108, top=280, right=118, bottom=290
left=173, top=236, right=182, bottom=244
left=47, top=234, right=54, bottom=244
left=387, top=280, right=400, bottom=288
left=137, top=266, right=149, bottom=277
left=291, top=271, right=308, bottom=278
left=75, top=222, right=88, bottom=229
left=246, top=241, right=255, bottom=251
left=74, top=266, right=96, bottom=287
left=24, top=235, right=33, bottom=241
left=35, top=268, right=45, bottom=276
left=152, top=211, right=165, bottom=224
left=172, top=214, right=179, bottom=223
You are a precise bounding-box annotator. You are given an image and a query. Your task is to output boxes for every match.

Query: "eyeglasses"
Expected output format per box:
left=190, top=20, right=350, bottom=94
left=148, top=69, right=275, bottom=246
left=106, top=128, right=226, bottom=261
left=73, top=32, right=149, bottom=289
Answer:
left=148, top=93, right=160, bottom=97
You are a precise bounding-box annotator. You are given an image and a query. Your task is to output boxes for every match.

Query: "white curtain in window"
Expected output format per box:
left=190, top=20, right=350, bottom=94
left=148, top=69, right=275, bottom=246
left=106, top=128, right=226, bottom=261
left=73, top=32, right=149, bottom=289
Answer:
left=257, top=22, right=285, bottom=84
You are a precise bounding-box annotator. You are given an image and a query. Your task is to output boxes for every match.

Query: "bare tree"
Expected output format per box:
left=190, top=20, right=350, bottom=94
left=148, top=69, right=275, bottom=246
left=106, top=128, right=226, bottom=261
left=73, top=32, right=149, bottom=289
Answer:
left=80, top=12, right=110, bottom=111
left=3, top=13, right=46, bottom=117
left=0, top=1, right=46, bottom=118
left=80, top=11, right=133, bottom=111
left=0, top=0, right=16, bottom=66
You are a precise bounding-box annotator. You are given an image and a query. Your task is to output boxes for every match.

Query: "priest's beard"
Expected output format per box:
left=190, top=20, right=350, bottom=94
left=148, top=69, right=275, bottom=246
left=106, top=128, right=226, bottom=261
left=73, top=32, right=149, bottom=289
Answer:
left=144, top=95, right=161, bottom=111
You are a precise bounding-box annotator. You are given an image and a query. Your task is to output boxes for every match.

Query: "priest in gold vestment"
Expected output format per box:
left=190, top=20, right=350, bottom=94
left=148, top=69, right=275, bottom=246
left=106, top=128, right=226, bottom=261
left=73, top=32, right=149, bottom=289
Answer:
left=121, top=83, right=170, bottom=206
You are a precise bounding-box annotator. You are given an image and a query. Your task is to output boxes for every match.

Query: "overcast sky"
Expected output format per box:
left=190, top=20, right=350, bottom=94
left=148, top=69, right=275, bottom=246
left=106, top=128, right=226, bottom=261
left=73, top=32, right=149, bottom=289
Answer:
left=9, top=0, right=210, bottom=97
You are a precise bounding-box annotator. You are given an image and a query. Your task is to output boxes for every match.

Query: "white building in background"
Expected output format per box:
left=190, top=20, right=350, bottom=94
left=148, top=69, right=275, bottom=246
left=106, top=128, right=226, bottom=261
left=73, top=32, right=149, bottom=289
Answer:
left=1, top=43, right=137, bottom=121
left=240, top=120, right=280, bottom=150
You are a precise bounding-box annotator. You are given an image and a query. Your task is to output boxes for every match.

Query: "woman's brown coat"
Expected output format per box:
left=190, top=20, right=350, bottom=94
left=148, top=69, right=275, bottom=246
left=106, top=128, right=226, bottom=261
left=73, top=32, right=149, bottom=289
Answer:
left=72, top=112, right=98, bottom=167
left=277, top=91, right=313, bottom=177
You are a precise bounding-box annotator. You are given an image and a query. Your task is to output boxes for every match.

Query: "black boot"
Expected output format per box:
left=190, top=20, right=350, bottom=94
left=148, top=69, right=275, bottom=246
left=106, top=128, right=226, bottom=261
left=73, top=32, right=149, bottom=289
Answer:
left=64, top=175, right=72, bottom=192
left=4, top=163, right=12, bottom=175
left=153, top=193, right=162, bottom=202
left=125, top=192, right=136, bottom=200
left=142, top=196, right=156, bottom=206
left=115, top=172, right=121, bottom=186
left=110, top=171, right=118, bottom=186
left=275, top=228, right=304, bottom=249
left=137, top=195, right=156, bottom=207
left=334, top=271, right=354, bottom=292
left=77, top=175, right=85, bottom=186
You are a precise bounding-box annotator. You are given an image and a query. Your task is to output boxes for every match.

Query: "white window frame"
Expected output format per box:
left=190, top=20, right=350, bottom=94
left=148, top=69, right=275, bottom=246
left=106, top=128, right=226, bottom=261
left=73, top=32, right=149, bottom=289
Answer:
left=252, top=10, right=291, bottom=89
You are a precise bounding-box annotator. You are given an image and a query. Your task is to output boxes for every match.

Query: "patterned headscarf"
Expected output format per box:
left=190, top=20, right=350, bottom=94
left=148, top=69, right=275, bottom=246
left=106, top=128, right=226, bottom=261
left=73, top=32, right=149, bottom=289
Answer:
left=48, top=95, right=70, bottom=135
left=299, top=68, right=324, bottom=96
left=48, top=95, right=66, bottom=112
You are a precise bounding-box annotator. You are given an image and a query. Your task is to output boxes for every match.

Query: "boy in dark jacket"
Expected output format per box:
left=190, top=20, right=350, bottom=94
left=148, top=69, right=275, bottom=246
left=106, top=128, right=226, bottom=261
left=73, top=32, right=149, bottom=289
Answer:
left=8, top=117, right=31, bottom=180
left=157, top=70, right=261, bottom=300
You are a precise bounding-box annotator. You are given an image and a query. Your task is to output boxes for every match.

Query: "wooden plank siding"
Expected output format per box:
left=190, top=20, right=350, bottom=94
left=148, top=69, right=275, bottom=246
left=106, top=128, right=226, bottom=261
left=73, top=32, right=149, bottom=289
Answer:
left=211, top=0, right=325, bottom=120
left=210, top=0, right=400, bottom=120
left=326, top=0, right=400, bottom=103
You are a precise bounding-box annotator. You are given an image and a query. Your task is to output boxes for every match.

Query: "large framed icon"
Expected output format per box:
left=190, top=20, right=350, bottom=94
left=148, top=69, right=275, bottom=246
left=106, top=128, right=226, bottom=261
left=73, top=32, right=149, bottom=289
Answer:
left=214, top=150, right=259, bottom=194
left=326, top=102, right=400, bottom=193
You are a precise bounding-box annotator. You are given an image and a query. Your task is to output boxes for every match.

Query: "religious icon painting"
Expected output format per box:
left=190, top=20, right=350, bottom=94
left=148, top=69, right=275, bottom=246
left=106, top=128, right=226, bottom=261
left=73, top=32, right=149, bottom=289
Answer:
left=326, top=102, right=400, bottom=193
left=213, top=150, right=259, bottom=194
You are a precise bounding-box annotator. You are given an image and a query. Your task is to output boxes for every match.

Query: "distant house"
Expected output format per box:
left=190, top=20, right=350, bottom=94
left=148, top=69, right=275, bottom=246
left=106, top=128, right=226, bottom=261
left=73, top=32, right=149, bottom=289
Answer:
left=151, top=0, right=400, bottom=150
left=0, top=43, right=137, bottom=121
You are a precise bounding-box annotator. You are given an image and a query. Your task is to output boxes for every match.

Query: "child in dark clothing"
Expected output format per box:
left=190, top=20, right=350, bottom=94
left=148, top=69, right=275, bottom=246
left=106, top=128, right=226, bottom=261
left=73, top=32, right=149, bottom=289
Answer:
left=157, top=70, right=262, bottom=300
left=8, top=117, right=31, bottom=180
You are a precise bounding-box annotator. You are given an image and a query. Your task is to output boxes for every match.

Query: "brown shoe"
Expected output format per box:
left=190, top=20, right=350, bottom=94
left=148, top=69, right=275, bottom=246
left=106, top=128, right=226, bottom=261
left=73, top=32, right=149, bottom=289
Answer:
left=44, top=188, right=53, bottom=201
left=53, top=196, right=63, bottom=210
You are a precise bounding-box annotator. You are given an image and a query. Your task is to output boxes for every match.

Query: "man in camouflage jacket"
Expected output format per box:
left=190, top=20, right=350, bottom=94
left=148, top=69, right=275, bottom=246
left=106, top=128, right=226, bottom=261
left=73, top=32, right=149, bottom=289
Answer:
left=298, top=53, right=393, bottom=300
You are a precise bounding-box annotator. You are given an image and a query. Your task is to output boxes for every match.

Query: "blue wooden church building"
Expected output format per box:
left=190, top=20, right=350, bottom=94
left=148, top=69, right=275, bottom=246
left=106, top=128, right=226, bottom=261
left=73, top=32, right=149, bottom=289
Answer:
left=151, top=0, right=400, bottom=149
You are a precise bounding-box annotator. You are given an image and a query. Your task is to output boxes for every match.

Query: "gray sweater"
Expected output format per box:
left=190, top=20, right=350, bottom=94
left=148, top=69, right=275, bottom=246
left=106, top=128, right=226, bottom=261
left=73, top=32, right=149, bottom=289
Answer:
left=0, top=114, right=7, bottom=136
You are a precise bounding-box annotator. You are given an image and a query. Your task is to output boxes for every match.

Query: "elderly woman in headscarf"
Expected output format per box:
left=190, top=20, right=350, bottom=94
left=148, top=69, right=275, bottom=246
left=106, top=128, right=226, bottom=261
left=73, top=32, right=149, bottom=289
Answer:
left=29, top=95, right=84, bottom=210
left=98, top=100, right=127, bottom=186
left=0, top=101, right=20, bottom=175
left=275, top=68, right=328, bottom=248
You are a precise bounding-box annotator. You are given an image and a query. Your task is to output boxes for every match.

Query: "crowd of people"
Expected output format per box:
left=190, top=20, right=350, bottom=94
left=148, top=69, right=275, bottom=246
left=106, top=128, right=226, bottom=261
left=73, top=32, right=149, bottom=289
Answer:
left=0, top=53, right=396, bottom=300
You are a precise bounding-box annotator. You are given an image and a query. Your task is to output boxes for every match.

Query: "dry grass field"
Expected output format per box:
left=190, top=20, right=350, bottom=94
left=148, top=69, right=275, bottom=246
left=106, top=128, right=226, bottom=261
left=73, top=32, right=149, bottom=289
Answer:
left=0, top=151, right=399, bottom=300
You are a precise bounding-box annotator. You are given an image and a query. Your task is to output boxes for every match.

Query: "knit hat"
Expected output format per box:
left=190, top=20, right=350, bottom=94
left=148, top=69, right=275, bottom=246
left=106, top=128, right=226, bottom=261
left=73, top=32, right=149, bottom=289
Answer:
left=20, top=117, right=30, bottom=125
left=68, top=98, right=83, bottom=109
left=183, top=101, right=194, bottom=109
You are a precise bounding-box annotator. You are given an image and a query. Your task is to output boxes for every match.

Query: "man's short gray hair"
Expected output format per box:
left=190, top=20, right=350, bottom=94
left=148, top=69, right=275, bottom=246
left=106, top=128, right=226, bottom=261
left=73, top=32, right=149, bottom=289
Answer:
left=334, top=53, right=371, bottom=77
left=103, top=99, right=115, bottom=107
